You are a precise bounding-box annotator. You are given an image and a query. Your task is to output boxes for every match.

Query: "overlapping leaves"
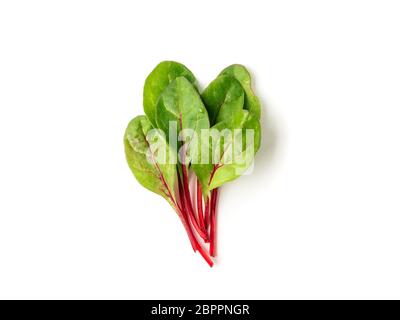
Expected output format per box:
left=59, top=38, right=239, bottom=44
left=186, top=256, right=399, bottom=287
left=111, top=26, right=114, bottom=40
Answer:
left=124, top=61, right=262, bottom=266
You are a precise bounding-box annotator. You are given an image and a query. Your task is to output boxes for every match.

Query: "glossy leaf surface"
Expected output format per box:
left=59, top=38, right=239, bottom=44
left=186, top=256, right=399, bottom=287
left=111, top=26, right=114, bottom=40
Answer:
left=143, top=61, right=197, bottom=127
left=124, top=115, right=177, bottom=202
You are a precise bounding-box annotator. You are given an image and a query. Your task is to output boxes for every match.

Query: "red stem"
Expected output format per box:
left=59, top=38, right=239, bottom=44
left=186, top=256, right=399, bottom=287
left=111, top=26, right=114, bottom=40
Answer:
left=177, top=172, right=197, bottom=252
left=197, top=179, right=205, bottom=231
left=204, top=196, right=210, bottom=232
left=177, top=169, right=213, bottom=267
left=178, top=115, right=207, bottom=239
left=197, top=243, right=214, bottom=267
left=182, top=164, right=208, bottom=241
left=178, top=210, right=197, bottom=252
left=204, top=163, right=220, bottom=231
left=176, top=205, right=213, bottom=267
left=209, top=188, right=219, bottom=257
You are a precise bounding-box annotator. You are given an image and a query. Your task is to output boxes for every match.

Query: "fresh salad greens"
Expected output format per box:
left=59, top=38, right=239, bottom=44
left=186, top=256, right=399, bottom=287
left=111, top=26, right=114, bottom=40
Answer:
left=124, top=61, right=261, bottom=266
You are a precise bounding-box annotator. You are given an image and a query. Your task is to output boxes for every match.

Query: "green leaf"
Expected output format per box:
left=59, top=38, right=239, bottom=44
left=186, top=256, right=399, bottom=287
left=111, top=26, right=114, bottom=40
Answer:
left=208, top=111, right=261, bottom=190
left=194, top=74, right=246, bottom=195
left=143, top=61, right=197, bottom=127
left=194, top=65, right=262, bottom=195
left=155, top=76, right=210, bottom=164
left=219, top=64, right=261, bottom=119
left=195, top=110, right=261, bottom=194
left=124, top=115, right=177, bottom=203
left=201, top=75, right=245, bottom=127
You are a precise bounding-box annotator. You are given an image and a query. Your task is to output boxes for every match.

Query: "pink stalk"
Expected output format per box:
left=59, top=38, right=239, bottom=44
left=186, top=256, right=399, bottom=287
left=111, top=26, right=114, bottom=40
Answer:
left=177, top=169, right=213, bottom=267
left=182, top=164, right=208, bottom=241
left=204, top=197, right=210, bottom=232
left=209, top=188, right=219, bottom=257
left=176, top=175, right=197, bottom=252
left=197, top=179, right=205, bottom=231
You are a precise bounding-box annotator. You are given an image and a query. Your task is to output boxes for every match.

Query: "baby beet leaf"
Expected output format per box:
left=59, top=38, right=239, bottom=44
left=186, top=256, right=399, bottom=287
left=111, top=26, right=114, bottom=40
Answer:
left=208, top=111, right=261, bottom=190
left=194, top=65, right=262, bottom=195
left=195, top=109, right=261, bottom=194
left=194, top=73, right=248, bottom=195
left=242, top=110, right=261, bottom=154
left=143, top=61, right=197, bottom=127
left=201, top=75, right=245, bottom=127
left=155, top=76, right=210, bottom=162
left=219, top=64, right=261, bottom=120
left=124, top=115, right=177, bottom=205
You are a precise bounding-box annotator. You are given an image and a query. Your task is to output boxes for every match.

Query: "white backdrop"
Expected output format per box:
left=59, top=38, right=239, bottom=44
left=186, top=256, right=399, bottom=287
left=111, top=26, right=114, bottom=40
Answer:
left=1, top=0, right=400, bottom=299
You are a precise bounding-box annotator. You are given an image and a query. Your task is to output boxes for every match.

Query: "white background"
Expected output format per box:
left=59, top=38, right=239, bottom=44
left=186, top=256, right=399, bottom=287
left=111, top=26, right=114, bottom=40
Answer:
left=1, top=0, right=400, bottom=299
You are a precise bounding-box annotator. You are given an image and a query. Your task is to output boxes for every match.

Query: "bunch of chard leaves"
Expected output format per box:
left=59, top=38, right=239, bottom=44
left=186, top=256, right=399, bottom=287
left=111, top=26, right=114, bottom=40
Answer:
left=124, top=61, right=261, bottom=266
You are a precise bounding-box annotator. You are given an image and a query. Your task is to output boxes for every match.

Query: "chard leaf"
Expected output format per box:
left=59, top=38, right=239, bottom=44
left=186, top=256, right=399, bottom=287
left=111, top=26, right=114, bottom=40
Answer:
left=124, top=115, right=177, bottom=203
left=194, top=66, right=262, bottom=195
left=195, top=110, right=261, bottom=194
left=143, top=61, right=197, bottom=127
left=201, top=75, right=244, bottom=127
left=155, top=76, right=209, bottom=164
left=219, top=64, right=261, bottom=119
left=194, top=73, right=246, bottom=195
left=208, top=111, right=261, bottom=190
